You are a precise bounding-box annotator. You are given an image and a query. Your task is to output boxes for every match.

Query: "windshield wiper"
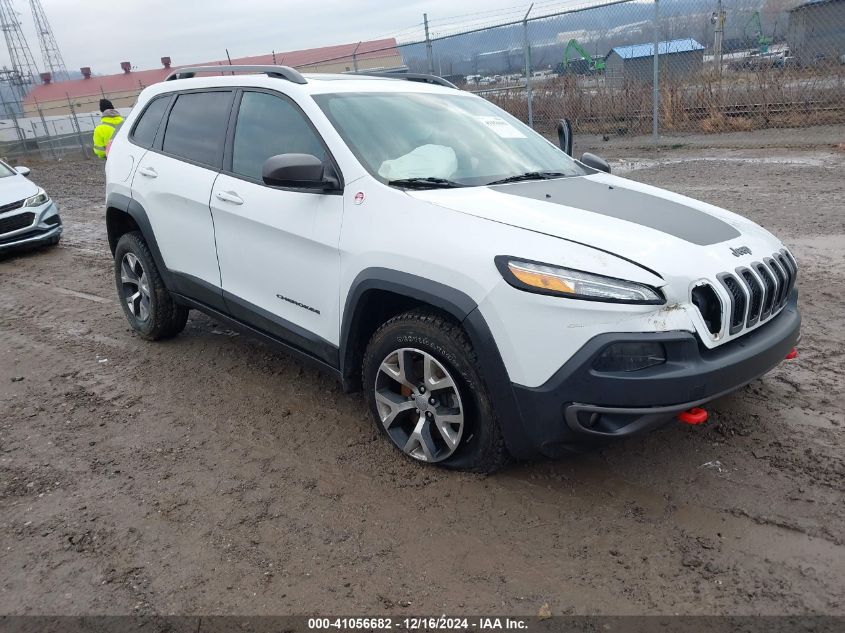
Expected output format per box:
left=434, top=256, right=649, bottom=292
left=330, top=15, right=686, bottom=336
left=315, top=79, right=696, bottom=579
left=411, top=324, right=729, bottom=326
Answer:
left=486, top=171, right=568, bottom=186
left=387, top=177, right=466, bottom=189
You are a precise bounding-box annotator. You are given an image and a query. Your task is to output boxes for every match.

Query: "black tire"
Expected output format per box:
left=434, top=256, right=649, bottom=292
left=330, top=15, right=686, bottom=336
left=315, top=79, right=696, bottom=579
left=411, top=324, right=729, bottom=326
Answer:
left=113, top=231, right=188, bottom=341
left=362, top=308, right=509, bottom=474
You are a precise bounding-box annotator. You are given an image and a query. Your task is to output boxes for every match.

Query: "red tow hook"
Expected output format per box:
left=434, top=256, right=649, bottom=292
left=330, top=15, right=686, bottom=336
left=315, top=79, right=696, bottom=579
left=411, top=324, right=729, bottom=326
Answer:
left=785, top=347, right=798, bottom=360
left=677, top=407, right=708, bottom=425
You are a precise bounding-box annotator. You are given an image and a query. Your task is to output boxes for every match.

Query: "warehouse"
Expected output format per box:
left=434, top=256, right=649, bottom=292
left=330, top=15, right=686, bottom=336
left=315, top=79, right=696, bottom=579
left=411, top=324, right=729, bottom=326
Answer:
left=22, top=38, right=402, bottom=117
left=604, top=38, right=705, bottom=85
left=787, top=0, right=845, bottom=66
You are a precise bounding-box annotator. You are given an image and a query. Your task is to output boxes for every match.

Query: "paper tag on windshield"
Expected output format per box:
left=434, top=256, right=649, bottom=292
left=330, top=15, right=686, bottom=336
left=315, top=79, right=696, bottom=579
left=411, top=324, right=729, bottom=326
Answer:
left=475, top=115, right=526, bottom=139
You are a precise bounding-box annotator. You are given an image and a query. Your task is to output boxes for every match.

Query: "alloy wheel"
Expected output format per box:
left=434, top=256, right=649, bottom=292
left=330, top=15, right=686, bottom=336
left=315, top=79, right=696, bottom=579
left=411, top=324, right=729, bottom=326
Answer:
left=120, top=252, right=151, bottom=322
left=374, top=347, right=464, bottom=462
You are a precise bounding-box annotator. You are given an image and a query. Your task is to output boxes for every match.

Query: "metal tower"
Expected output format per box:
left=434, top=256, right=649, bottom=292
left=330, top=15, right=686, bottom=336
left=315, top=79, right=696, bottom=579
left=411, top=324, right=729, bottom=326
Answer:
left=30, top=0, right=68, bottom=82
left=0, top=0, right=39, bottom=98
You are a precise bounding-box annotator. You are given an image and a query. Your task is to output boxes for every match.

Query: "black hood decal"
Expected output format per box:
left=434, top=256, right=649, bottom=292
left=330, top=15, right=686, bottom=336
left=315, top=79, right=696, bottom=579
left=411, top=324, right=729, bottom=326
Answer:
left=490, top=177, right=741, bottom=246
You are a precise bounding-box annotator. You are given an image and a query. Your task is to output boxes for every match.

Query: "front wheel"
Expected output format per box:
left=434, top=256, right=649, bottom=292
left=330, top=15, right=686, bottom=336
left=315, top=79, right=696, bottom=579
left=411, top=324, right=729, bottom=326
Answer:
left=113, top=231, right=188, bottom=340
left=362, top=309, right=509, bottom=473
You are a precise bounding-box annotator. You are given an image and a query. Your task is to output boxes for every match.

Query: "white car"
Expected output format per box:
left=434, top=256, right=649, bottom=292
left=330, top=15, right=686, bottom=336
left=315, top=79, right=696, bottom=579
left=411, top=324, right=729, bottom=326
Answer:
left=0, top=161, right=61, bottom=254
left=105, top=66, right=800, bottom=472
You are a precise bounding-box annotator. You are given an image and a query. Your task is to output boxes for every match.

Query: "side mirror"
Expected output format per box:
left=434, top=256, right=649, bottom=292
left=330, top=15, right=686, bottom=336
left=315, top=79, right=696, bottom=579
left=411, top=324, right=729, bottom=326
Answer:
left=15, top=166, right=31, bottom=176
left=580, top=152, right=610, bottom=174
left=556, top=119, right=573, bottom=156
left=261, top=153, right=339, bottom=190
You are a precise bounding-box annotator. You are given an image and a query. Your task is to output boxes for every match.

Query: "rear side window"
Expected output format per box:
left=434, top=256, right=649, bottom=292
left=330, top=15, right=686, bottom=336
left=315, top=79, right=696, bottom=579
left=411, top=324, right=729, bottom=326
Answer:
left=162, top=91, right=232, bottom=167
left=130, top=96, right=169, bottom=147
left=231, top=91, right=327, bottom=181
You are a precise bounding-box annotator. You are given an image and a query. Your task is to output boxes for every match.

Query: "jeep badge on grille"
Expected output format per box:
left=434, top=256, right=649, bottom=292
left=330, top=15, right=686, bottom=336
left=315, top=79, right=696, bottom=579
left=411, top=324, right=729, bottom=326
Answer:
left=731, top=246, right=752, bottom=257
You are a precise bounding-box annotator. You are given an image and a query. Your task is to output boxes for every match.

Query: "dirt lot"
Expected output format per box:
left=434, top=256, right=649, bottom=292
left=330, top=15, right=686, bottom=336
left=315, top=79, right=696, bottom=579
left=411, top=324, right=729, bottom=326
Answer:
left=1, top=139, right=844, bottom=616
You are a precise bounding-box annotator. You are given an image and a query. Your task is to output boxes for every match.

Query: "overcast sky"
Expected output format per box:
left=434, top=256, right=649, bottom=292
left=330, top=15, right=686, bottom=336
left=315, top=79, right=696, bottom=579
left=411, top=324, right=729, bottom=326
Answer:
left=6, top=0, right=587, bottom=75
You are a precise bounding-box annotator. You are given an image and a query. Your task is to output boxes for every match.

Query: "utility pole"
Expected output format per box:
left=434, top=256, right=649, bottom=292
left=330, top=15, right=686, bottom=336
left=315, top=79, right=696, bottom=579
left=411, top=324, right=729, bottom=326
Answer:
left=712, top=0, right=726, bottom=75
left=0, top=0, right=40, bottom=100
left=652, top=0, right=659, bottom=142
left=424, top=13, right=434, bottom=74
left=523, top=3, right=534, bottom=128
left=30, top=0, right=68, bottom=82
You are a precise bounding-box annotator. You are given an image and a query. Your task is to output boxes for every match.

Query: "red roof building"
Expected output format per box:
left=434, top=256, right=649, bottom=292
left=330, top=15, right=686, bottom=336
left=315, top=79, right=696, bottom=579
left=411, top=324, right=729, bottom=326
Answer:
left=23, top=38, right=402, bottom=116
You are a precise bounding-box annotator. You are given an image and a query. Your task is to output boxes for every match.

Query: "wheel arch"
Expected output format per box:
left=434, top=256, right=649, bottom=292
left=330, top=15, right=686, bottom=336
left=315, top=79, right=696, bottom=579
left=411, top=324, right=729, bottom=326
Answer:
left=106, top=193, right=173, bottom=288
left=340, top=268, right=534, bottom=458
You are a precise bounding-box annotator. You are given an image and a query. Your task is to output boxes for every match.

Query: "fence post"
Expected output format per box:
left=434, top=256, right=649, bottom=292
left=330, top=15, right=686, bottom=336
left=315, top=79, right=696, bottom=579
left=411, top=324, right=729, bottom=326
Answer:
left=34, top=98, right=57, bottom=160
left=652, top=0, right=660, bottom=143
left=66, top=92, right=88, bottom=159
left=523, top=3, right=534, bottom=128
left=713, top=0, right=725, bottom=76
left=352, top=41, right=361, bottom=73
left=424, top=13, right=434, bottom=74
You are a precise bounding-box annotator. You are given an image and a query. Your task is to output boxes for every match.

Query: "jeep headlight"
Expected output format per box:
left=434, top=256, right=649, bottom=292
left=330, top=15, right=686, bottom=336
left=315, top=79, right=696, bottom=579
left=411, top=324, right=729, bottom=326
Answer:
left=24, top=188, right=50, bottom=207
left=496, top=257, right=664, bottom=304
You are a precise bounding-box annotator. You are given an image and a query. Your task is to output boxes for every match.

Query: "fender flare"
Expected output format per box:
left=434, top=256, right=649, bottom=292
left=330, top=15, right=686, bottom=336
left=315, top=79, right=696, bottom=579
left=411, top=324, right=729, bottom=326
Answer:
left=340, top=268, right=535, bottom=458
left=106, top=192, right=174, bottom=288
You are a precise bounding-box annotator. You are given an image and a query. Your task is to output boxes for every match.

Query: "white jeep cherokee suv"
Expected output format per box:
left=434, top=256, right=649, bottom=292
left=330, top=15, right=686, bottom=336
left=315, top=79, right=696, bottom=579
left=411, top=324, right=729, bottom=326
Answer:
left=105, top=66, right=800, bottom=472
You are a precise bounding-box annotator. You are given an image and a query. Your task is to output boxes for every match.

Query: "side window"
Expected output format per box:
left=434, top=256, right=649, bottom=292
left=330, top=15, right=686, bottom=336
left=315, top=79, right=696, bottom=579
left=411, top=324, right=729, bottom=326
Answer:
left=232, top=91, right=327, bottom=181
left=162, top=91, right=232, bottom=167
left=130, top=96, right=169, bottom=148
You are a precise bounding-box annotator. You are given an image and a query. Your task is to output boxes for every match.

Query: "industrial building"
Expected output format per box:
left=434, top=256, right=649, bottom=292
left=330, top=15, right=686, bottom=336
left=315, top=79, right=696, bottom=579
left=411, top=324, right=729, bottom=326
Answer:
left=21, top=38, right=403, bottom=117
left=604, top=38, right=705, bottom=85
left=787, top=0, right=845, bottom=66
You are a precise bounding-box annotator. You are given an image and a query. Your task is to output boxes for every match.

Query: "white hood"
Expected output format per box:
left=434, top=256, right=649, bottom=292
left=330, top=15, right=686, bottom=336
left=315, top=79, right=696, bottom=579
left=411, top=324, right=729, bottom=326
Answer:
left=0, top=174, right=39, bottom=206
left=408, top=172, right=784, bottom=282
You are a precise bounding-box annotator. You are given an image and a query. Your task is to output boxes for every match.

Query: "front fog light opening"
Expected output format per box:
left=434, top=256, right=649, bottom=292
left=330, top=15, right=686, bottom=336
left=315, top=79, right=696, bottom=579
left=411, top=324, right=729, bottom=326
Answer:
left=593, top=342, right=666, bottom=373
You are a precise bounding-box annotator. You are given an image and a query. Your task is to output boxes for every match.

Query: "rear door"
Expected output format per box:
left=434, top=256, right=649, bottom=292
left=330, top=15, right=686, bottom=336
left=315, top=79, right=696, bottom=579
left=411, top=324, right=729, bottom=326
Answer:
left=209, top=89, right=344, bottom=362
left=130, top=89, right=234, bottom=306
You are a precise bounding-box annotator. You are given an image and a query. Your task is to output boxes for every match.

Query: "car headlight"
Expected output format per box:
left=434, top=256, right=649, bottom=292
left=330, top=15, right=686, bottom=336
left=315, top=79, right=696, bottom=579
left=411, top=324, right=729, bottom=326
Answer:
left=24, top=188, right=50, bottom=207
left=496, top=257, right=664, bottom=304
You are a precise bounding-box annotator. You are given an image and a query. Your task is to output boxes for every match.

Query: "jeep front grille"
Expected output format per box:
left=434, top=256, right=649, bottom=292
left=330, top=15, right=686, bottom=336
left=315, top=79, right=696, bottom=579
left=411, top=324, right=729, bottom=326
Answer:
left=696, top=249, right=797, bottom=338
left=719, top=273, right=747, bottom=334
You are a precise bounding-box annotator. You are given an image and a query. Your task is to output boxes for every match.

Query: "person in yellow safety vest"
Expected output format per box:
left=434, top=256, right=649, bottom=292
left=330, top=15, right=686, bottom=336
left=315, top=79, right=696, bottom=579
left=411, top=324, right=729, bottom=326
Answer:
left=92, top=99, right=124, bottom=159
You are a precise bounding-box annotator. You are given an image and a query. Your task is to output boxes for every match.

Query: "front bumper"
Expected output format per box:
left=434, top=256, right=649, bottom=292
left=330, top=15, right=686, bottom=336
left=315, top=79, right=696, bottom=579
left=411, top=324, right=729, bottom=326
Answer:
left=510, top=290, right=800, bottom=458
left=0, top=202, right=62, bottom=253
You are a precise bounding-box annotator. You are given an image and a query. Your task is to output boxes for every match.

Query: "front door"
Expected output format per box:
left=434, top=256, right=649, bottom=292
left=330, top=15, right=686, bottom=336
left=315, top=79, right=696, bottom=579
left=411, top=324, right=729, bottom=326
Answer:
left=210, top=90, right=344, bottom=363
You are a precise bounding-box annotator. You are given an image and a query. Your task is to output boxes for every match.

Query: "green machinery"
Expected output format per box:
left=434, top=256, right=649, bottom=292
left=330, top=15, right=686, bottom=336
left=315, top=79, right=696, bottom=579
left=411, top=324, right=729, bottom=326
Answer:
left=562, top=39, right=605, bottom=73
left=744, top=11, right=773, bottom=54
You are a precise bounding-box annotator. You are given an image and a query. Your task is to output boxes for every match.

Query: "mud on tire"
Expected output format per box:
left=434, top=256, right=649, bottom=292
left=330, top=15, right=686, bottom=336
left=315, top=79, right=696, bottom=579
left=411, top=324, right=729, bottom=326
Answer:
left=113, top=231, right=188, bottom=341
left=362, top=308, right=509, bottom=473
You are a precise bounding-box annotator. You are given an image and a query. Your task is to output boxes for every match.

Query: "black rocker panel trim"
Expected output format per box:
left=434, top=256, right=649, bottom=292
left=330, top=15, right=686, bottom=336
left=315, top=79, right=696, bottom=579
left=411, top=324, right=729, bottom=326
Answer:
left=172, top=292, right=341, bottom=379
left=166, top=272, right=339, bottom=368
left=222, top=289, right=339, bottom=367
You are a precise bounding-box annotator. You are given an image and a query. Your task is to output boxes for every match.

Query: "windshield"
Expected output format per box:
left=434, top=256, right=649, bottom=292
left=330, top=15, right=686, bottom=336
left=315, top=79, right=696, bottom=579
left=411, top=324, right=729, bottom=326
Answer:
left=0, top=160, right=17, bottom=178
left=313, top=91, right=586, bottom=187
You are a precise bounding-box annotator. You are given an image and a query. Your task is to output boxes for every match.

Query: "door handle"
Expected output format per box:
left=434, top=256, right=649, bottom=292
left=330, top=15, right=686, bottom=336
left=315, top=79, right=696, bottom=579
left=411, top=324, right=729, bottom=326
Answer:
left=138, top=166, right=157, bottom=178
left=215, top=191, right=244, bottom=205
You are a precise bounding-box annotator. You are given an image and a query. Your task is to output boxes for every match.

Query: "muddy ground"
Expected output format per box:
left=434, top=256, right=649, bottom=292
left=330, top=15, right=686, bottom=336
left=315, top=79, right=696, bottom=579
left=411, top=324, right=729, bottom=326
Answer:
left=1, top=137, right=843, bottom=616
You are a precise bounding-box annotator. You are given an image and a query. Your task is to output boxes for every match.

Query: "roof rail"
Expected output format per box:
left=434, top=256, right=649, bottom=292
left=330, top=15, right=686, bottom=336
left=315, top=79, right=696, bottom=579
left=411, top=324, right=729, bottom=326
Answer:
left=351, top=71, right=458, bottom=89
left=165, top=65, right=307, bottom=85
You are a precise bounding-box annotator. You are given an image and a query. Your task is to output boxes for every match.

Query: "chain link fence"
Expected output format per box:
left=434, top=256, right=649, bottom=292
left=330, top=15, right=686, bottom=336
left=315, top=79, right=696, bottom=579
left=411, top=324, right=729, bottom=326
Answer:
left=304, top=0, right=845, bottom=145
left=0, top=89, right=132, bottom=162
left=2, top=0, right=843, bottom=162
